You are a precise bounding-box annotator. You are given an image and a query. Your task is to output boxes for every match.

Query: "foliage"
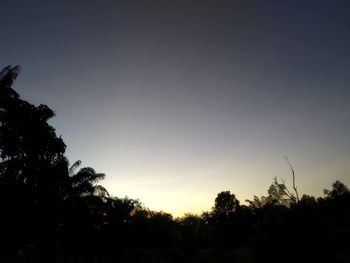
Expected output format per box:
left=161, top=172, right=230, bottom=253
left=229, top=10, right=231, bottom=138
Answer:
left=0, top=66, right=106, bottom=261
left=213, top=191, right=240, bottom=215
left=0, top=65, right=349, bottom=262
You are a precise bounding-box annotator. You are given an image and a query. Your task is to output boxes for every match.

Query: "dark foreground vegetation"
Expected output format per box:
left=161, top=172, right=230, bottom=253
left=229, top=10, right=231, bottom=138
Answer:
left=1, top=65, right=349, bottom=262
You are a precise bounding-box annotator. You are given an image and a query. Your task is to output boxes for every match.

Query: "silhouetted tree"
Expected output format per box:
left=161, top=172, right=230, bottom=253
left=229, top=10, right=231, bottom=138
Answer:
left=326, top=180, right=349, bottom=199
left=0, top=65, right=70, bottom=261
left=246, top=195, right=270, bottom=211
left=0, top=66, right=110, bottom=262
left=1, top=65, right=350, bottom=262
left=213, top=191, right=240, bottom=216
left=266, top=157, right=300, bottom=206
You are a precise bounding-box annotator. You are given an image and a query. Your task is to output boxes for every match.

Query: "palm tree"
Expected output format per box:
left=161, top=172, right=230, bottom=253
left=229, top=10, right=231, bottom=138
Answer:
left=62, top=160, right=109, bottom=232
left=0, top=65, right=69, bottom=261
left=0, top=65, right=20, bottom=100
left=67, top=160, right=108, bottom=198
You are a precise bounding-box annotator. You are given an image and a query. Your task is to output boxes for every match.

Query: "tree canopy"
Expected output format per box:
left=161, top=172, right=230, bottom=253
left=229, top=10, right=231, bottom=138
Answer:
left=0, top=65, right=349, bottom=263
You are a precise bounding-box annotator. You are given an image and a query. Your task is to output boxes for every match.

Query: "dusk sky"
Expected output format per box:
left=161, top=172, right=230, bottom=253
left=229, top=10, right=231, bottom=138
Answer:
left=1, top=0, right=350, bottom=216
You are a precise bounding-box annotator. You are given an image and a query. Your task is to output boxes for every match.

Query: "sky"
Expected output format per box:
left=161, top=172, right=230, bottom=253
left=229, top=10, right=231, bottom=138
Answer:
left=1, top=0, right=350, bottom=216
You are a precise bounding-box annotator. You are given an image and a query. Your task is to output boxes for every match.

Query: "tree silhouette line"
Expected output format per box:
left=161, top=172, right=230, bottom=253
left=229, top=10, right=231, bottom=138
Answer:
left=1, top=65, right=349, bottom=262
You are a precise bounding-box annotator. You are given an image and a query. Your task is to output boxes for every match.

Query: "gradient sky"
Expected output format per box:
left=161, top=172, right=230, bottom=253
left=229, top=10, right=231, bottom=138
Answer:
left=1, top=0, right=350, bottom=216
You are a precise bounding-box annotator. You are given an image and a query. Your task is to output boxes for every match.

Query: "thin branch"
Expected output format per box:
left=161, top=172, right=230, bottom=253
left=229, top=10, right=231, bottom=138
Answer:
left=280, top=177, right=294, bottom=199
left=284, top=156, right=299, bottom=202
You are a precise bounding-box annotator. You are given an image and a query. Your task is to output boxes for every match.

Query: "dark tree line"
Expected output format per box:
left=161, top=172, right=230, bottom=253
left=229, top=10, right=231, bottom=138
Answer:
left=0, top=65, right=349, bottom=262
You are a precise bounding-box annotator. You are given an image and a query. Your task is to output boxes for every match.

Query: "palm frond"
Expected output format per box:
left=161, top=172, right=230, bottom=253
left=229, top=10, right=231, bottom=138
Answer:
left=71, top=167, right=105, bottom=185
left=0, top=65, right=21, bottom=93
left=93, top=185, right=110, bottom=198
left=0, top=65, right=12, bottom=79
left=68, top=160, right=82, bottom=175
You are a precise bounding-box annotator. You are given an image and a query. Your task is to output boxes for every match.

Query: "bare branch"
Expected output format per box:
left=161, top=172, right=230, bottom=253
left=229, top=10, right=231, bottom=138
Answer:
left=284, top=156, right=299, bottom=202
left=275, top=180, right=292, bottom=201
left=279, top=177, right=294, bottom=199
